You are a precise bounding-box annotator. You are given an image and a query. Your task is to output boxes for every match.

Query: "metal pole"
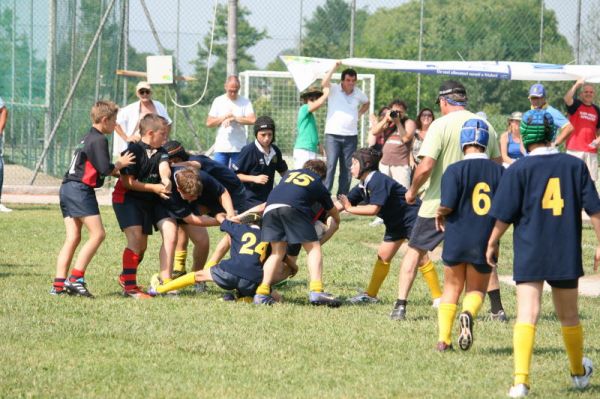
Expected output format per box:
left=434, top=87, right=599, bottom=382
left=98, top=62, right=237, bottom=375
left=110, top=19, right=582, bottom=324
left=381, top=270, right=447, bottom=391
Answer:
left=538, top=0, right=544, bottom=63
left=575, top=0, right=582, bottom=64
left=174, top=0, right=180, bottom=132
left=42, top=0, right=56, bottom=174
left=95, top=0, right=105, bottom=101
left=227, top=0, right=238, bottom=76
left=10, top=0, right=16, bottom=143
left=349, top=0, right=356, bottom=57
left=416, top=0, right=424, bottom=113
left=122, top=0, right=129, bottom=105
left=31, top=0, right=118, bottom=184
left=298, top=0, right=303, bottom=55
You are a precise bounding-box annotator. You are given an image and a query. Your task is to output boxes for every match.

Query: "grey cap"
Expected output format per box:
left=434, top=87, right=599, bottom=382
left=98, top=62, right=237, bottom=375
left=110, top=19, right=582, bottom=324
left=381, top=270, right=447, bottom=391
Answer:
left=509, top=111, right=523, bottom=121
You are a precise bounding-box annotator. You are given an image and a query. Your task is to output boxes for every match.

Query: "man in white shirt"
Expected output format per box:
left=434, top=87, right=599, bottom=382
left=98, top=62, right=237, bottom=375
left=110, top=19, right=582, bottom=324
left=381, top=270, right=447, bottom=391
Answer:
left=322, top=63, right=370, bottom=195
left=113, top=81, right=172, bottom=156
left=206, top=76, right=256, bottom=167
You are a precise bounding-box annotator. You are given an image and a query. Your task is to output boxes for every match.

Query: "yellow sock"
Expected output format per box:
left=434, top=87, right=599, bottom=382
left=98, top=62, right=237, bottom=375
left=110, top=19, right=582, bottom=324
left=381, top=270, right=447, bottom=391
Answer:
left=513, top=322, right=536, bottom=386
left=256, top=284, right=271, bottom=296
left=163, top=278, right=172, bottom=284
left=419, top=261, right=442, bottom=299
left=438, top=303, right=458, bottom=345
left=204, top=259, right=218, bottom=270
left=461, top=292, right=484, bottom=318
left=236, top=296, right=253, bottom=303
left=156, top=272, right=195, bottom=294
left=309, top=280, right=323, bottom=293
left=365, top=259, right=390, bottom=297
left=173, top=250, right=187, bottom=273
left=562, top=324, right=585, bottom=376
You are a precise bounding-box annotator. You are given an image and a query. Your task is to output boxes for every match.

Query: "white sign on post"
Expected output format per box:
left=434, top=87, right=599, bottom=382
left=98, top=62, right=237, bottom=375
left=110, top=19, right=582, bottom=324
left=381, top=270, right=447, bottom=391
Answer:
left=147, top=55, right=173, bottom=84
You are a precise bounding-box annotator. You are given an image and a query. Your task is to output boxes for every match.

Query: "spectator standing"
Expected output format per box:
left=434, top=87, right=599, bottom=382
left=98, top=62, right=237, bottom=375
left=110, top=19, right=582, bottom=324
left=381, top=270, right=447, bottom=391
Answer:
left=113, top=81, right=172, bottom=156
left=206, top=76, right=256, bottom=167
left=500, top=111, right=525, bottom=167
left=322, top=62, right=370, bottom=195
left=0, top=96, right=10, bottom=212
left=557, top=78, right=600, bottom=181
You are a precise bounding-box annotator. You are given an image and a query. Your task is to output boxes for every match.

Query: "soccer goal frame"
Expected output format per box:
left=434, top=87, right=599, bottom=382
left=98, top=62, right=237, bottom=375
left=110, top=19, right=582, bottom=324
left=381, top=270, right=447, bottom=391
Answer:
left=240, top=70, right=375, bottom=156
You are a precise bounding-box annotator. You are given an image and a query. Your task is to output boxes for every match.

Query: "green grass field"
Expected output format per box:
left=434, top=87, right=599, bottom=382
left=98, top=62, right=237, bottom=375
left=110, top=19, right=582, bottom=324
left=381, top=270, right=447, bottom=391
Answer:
left=1, top=205, right=599, bottom=398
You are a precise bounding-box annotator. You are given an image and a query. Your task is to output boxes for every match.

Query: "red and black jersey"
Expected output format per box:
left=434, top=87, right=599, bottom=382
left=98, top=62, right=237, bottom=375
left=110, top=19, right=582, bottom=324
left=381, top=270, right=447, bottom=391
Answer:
left=63, top=127, right=113, bottom=188
left=112, top=141, right=169, bottom=203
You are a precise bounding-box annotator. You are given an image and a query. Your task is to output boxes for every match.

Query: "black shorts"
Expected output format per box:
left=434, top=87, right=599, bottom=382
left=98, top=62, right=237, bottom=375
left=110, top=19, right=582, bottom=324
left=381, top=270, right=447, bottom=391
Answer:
left=383, top=223, right=410, bottom=242
left=59, top=181, right=99, bottom=218
left=113, top=196, right=154, bottom=235
left=210, top=265, right=259, bottom=297
left=516, top=279, right=579, bottom=289
left=261, top=207, right=318, bottom=244
left=444, top=261, right=493, bottom=274
left=408, top=216, right=444, bottom=251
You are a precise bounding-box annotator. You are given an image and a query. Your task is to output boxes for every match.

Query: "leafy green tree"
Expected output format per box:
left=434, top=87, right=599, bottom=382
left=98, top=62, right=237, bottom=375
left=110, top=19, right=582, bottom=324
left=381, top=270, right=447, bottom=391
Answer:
left=191, top=3, right=268, bottom=102
left=354, top=0, right=573, bottom=116
left=301, top=0, right=368, bottom=59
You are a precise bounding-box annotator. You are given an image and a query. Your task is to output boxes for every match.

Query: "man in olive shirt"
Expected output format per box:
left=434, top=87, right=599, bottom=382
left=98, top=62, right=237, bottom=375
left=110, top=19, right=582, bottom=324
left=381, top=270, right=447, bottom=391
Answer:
left=390, top=80, right=501, bottom=321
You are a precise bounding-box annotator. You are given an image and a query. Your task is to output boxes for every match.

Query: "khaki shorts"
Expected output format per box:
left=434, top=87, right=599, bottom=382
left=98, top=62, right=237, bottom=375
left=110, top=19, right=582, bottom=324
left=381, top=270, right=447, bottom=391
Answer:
left=566, top=150, right=598, bottom=181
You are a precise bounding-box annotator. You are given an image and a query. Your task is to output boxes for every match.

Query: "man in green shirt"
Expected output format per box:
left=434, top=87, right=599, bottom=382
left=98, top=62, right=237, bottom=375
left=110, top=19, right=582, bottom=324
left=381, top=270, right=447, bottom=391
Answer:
left=390, top=80, right=501, bottom=321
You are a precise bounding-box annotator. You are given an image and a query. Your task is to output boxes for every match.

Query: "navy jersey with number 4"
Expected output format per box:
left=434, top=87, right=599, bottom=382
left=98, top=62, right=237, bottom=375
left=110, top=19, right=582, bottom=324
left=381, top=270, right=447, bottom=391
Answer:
left=490, top=150, right=600, bottom=281
left=266, top=168, right=334, bottom=218
left=440, top=155, right=503, bottom=267
left=347, top=171, right=419, bottom=236
left=218, top=220, right=269, bottom=283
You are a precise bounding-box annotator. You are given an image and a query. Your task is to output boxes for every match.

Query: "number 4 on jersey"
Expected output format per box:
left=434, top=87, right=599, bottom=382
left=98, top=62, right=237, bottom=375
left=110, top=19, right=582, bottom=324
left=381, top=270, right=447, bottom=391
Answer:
left=542, top=177, right=564, bottom=216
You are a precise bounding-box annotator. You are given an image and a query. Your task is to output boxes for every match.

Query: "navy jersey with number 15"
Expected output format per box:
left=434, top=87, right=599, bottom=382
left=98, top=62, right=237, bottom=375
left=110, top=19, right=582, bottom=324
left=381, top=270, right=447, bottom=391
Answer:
left=265, top=168, right=334, bottom=218
left=440, top=156, right=503, bottom=267
left=490, top=151, right=600, bottom=281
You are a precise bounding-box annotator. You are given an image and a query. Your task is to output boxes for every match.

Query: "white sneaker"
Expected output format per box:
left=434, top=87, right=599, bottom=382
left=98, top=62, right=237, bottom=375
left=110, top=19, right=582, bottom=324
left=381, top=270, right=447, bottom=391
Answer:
left=508, top=384, right=529, bottom=398
left=369, top=217, right=384, bottom=227
left=432, top=297, right=441, bottom=309
left=0, top=204, right=12, bottom=212
left=572, top=357, right=593, bottom=389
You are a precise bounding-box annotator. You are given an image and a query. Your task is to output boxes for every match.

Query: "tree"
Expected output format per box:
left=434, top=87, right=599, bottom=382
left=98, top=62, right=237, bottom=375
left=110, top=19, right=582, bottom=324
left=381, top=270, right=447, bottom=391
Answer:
left=355, top=0, right=573, bottom=116
left=301, top=0, right=368, bottom=59
left=191, top=3, right=268, bottom=102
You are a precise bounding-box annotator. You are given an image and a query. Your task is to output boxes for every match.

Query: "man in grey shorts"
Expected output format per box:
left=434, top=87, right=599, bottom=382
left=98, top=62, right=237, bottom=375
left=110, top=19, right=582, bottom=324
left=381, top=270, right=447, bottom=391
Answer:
left=390, top=80, right=501, bottom=320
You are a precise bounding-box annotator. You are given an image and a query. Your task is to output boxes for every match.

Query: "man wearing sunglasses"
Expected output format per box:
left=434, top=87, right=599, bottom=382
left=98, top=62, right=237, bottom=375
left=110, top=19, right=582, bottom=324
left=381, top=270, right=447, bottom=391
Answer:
left=113, top=81, right=172, bottom=156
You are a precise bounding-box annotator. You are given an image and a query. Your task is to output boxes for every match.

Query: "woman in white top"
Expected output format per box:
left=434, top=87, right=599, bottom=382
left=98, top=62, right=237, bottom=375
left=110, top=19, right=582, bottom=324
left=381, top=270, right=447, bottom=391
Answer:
left=113, top=81, right=172, bottom=155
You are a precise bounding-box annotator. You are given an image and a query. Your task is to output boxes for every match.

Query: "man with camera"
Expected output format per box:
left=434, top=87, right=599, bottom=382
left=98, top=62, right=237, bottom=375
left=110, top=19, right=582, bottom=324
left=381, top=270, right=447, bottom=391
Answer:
left=373, top=99, right=416, bottom=190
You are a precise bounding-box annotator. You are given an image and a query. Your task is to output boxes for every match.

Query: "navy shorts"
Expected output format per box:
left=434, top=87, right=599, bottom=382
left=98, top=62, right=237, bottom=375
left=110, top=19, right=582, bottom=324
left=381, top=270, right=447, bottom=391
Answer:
left=516, top=279, right=579, bottom=289
left=408, top=216, right=444, bottom=251
left=383, top=222, right=410, bottom=242
left=210, top=265, right=259, bottom=297
left=261, top=207, right=318, bottom=244
left=444, top=260, right=493, bottom=274
left=112, top=196, right=154, bottom=235
left=59, top=181, right=99, bottom=218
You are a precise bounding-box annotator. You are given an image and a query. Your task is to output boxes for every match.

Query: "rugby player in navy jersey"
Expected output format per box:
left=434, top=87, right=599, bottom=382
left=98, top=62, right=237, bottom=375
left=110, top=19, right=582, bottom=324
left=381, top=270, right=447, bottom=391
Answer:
left=486, top=109, right=600, bottom=398
left=336, top=147, right=421, bottom=305
left=52, top=101, right=135, bottom=297
left=162, top=141, right=245, bottom=285
left=112, top=114, right=174, bottom=299
left=148, top=213, right=295, bottom=301
left=434, top=119, right=503, bottom=352
left=253, top=159, right=342, bottom=306
left=232, top=116, right=288, bottom=209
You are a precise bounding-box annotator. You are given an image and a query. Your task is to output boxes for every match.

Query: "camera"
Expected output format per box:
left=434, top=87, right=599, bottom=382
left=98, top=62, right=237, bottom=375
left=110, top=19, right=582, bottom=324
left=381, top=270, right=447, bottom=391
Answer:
left=389, top=110, right=400, bottom=118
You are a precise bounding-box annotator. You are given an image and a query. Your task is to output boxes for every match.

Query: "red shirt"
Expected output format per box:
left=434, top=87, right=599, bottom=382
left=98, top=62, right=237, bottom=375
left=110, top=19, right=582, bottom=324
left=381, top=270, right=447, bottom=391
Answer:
left=566, top=98, right=600, bottom=152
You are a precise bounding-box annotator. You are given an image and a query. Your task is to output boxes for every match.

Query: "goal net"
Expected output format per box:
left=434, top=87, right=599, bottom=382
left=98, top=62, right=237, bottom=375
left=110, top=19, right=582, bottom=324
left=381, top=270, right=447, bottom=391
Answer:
left=240, top=70, right=375, bottom=157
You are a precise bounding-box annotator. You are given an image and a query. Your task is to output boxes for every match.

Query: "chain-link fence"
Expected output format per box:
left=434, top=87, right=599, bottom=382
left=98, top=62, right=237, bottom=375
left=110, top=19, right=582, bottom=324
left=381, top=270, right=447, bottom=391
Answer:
left=2, top=0, right=599, bottom=187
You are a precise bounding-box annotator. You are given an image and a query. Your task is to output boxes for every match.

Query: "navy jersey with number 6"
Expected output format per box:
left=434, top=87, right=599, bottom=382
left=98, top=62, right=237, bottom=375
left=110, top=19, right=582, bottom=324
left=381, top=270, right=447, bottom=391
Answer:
left=218, top=220, right=269, bottom=283
left=490, top=149, right=600, bottom=281
left=440, top=155, right=503, bottom=267
left=265, top=168, right=334, bottom=218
